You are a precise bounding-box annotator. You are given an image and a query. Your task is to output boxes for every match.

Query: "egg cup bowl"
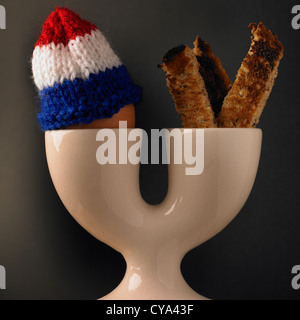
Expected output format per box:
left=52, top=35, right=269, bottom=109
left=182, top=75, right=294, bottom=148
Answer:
left=45, top=128, right=262, bottom=300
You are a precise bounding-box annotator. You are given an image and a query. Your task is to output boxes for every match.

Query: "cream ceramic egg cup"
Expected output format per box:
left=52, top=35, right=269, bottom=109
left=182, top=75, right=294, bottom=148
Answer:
left=45, top=128, right=262, bottom=300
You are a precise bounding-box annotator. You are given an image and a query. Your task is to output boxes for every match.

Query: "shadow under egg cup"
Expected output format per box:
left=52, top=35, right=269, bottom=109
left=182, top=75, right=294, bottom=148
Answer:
left=45, top=128, right=262, bottom=300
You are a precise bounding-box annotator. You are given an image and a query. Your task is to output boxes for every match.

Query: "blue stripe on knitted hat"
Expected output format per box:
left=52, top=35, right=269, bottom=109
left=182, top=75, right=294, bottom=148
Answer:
left=37, top=65, right=142, bottom=131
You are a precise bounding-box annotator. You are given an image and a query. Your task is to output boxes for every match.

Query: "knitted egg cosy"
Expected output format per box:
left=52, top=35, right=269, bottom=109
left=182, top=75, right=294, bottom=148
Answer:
left=32, top=7, right=142, bottom=131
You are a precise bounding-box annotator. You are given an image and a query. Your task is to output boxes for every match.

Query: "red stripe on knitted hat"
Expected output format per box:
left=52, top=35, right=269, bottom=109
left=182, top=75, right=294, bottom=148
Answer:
left=35, top=7, right=97, bottom=47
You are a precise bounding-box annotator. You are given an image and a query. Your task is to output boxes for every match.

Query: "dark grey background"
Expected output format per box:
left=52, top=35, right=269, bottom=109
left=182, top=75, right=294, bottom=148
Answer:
left=0, top=0, right=299, bottom=300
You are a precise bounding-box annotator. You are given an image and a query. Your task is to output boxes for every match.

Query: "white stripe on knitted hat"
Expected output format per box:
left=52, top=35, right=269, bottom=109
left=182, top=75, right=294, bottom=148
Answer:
left=32, top=29, right=122, bottom=90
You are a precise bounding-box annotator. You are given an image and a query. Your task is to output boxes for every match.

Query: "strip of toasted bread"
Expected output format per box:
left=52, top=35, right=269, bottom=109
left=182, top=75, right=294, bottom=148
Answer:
left=217, top=22, right=284, bottom=128
left=161, top=45, right=215, bottom=128
left=193, top=36, right=232, bottom=117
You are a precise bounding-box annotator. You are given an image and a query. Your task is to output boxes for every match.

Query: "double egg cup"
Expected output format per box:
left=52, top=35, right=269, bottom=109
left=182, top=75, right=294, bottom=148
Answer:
left=45, top=128, right=262, bottom=300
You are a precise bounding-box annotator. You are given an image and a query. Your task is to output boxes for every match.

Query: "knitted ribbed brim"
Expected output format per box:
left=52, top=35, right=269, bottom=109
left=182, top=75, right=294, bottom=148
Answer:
left=32, top=7, right=142, bottom=131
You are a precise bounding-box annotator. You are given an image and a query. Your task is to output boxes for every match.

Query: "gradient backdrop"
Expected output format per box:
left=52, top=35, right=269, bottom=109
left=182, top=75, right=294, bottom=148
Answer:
left=0, top=0, right=299, bottom=300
